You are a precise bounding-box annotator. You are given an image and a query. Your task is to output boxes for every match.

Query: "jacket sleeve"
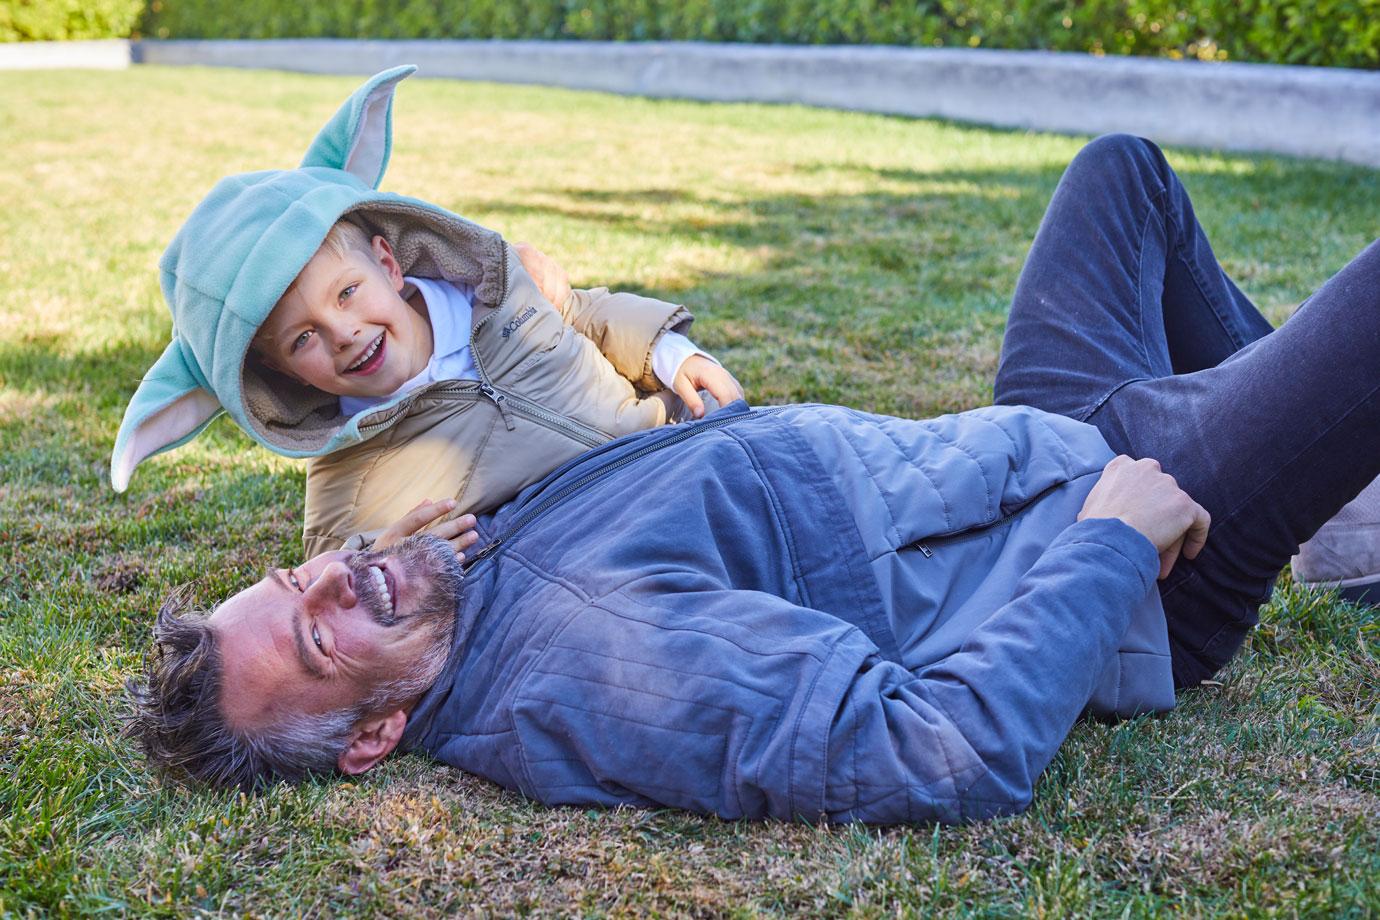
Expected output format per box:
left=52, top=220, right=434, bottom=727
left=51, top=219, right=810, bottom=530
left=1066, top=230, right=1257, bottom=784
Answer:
left=559, top=287, right=692, bottom=392
left=819, top=517, right=1160, bottom=823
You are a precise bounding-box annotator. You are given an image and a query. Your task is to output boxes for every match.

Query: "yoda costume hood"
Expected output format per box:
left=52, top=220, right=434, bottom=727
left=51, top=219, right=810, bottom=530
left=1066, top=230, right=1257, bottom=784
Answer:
left=111, top=66, right=508, bottom=491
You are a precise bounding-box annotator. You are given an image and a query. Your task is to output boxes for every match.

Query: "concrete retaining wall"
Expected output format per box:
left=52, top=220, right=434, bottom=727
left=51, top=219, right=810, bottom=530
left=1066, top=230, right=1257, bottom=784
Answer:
left=12, top=38, right=1380, bottom=167
left=0, top=39, right=130, bottom=69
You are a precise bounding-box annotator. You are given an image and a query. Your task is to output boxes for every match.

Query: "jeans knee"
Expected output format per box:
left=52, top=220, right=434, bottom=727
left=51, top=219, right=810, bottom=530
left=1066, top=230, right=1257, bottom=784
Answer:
left=1066, top=134, right=1167, bottom=196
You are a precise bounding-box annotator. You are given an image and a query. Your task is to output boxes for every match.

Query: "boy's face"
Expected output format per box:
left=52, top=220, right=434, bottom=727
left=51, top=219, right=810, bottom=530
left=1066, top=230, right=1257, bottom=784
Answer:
left=255, top=235, right=433, bottom=399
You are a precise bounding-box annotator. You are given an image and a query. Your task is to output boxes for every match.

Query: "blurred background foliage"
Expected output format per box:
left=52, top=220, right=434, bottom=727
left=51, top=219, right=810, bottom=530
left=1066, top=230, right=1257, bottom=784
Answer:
left=1, top=0, right=144, bottom=41
left=3, top=0, right=1378, bottom=70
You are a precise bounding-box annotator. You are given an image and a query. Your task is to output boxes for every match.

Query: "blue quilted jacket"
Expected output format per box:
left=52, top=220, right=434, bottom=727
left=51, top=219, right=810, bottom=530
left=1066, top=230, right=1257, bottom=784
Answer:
left=400, top=401, right=1173, bottom=824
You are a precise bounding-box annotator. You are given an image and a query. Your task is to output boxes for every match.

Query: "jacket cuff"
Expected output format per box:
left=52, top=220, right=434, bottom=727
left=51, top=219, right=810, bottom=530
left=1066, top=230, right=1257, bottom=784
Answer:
left=1056, top=517, right=1161, bottom=590
left=650, top=330, right=717, bottom=388
left=636, top=307, right=694, bottom=392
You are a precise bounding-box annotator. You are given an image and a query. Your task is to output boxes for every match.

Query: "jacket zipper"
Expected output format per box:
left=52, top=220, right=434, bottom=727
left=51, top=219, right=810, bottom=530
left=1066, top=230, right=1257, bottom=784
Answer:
left=477, top=381, right=514, bottom=429
left=463, top=243, right=515, bottom=429
left=357, top=244, right=603, bottom=447
left=503, top=391, right=609, bottom=447
left=462, top=406, right=783, bottom=573
left=357, top=380, right=607, bottom=448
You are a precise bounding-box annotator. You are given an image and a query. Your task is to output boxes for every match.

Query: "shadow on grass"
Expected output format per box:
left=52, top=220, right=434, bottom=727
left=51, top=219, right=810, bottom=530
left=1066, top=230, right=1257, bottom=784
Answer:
left=0, top=337, right=163, bottom=406
left=470, top=152, right=1378, bottom=432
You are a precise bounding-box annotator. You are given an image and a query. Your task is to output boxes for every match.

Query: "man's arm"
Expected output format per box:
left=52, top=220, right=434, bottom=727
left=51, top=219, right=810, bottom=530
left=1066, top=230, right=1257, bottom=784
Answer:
left=822, top=456, right=1206, bottom=822
left=822, top=516, right=1160, bottom=823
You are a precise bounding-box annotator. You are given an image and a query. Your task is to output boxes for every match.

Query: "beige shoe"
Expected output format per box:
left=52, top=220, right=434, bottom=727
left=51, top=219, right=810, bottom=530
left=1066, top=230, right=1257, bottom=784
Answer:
left=1292, top=475, right=1380, bottom=605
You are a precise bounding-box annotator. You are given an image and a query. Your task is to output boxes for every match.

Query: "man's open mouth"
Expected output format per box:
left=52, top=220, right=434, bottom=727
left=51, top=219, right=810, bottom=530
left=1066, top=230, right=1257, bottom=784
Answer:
left=344, top=333, right=386, bottom=375
left=366, top=563, right=397, bottom=616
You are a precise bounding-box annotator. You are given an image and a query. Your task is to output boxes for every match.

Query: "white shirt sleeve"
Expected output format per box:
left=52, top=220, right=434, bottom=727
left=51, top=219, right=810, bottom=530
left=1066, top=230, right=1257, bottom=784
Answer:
left=651, top=330, right=717, bottom=388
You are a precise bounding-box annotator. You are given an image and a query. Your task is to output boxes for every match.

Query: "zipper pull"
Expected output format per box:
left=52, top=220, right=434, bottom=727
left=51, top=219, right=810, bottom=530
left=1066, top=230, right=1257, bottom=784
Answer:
left=915, top=542, right=933, bottom=558
left=479, top=382, right=517, bottom=430
left=463, top=538, right=502, bottom=572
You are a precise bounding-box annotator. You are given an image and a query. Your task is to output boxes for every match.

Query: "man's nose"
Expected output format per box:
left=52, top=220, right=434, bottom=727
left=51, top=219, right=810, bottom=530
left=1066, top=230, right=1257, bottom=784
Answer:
left=305, top=561, right=357, bottom=611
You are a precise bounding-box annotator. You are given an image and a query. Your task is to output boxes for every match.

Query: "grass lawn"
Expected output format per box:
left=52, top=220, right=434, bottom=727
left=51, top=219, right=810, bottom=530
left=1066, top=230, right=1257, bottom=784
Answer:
left=1, top=65, right=1377, bottom=916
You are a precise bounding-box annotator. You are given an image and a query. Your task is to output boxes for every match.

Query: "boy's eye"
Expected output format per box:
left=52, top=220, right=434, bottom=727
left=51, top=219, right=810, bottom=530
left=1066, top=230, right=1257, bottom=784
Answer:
left=290, top=330, right=313, bottom=353
left=338, top=284, right=357, bottom=303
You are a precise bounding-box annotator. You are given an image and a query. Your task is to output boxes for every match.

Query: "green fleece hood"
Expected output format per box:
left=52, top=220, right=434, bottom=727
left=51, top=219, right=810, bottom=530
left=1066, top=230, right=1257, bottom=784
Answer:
left=110, top=65, right=507, bottom=491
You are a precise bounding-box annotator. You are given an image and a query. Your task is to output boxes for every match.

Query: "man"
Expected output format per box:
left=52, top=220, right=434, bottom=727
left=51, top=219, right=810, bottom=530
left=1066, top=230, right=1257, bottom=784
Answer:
left=127, top=136, right=1380, bottom=824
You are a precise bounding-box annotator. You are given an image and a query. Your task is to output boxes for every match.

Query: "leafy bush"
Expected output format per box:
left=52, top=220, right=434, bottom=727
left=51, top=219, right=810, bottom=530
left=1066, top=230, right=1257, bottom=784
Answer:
left=137, top=0, right=1380, bottom=70
left=0, top=0, right=144, bottom=41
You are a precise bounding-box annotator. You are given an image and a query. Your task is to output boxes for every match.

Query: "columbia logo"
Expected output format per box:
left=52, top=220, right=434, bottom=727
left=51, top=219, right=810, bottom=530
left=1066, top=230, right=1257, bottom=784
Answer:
left=501, top=306, right=538, bottom=339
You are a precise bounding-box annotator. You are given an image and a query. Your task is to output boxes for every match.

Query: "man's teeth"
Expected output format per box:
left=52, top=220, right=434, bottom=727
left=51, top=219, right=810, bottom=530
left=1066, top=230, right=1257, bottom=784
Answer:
left=369, top=565, right=392, bottom=609
left=346, top=334, right=383, bottom=372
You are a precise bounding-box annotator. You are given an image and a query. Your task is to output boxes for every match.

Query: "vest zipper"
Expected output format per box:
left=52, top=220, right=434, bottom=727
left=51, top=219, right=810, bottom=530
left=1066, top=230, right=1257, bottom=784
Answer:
left=462, top=406, right=784, bottom=573
left=469, top=245, right=515, bottom=430
left=357, top=380, right=606, bottom=448
left=478, top=381, right=515, bottom=430
left=502, top=391, right=608, bottom=447
left=355, top=383, right=484, bottom=432
left=360, top=245, right=601, bottom=445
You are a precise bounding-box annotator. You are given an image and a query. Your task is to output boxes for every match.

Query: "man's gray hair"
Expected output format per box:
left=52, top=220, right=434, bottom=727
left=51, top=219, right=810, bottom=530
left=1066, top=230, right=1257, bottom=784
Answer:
left=124, top=590, right=355, bottom=792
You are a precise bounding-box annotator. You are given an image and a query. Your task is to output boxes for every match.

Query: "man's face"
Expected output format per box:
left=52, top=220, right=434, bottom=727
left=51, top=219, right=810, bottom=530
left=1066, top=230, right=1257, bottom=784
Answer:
left=254, top=235, right=434, bottom=398
left=209, top=536, right=462, bottom=734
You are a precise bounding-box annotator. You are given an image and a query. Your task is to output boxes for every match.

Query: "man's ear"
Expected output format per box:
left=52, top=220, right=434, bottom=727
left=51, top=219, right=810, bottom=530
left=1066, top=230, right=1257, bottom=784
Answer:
left=337, top=709, right=408, bottom=775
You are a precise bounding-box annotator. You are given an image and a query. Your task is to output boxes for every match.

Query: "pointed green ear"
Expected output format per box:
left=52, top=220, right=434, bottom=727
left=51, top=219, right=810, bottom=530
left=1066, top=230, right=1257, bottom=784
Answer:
left=300, top=65, right=418, bottom=188
left=110, top=339, right=223, bottom=493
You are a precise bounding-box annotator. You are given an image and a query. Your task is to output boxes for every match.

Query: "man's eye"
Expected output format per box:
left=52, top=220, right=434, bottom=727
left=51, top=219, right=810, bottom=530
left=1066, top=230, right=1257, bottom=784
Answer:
left=311, top=624, right=324, bottom=653
left=288, top=570, right=304, bottom=591
left=291, top=330, right=313, bottom=353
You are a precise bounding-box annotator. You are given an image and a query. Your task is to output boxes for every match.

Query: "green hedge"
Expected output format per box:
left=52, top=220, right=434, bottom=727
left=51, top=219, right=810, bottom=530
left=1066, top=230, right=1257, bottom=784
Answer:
left=1, top=0, right=144, bottom=41
left=29, top=0, right=1379, bottom=70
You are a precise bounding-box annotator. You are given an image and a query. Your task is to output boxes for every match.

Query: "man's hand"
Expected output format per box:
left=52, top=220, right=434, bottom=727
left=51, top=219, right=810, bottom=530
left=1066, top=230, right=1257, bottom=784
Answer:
left=514, top=242, right=572, bottom=309
left=1078, top=455, right=1210, bottom=580
left=374, top=498, right=479, bottom=557
left=673, top=355, right=746, bottom=419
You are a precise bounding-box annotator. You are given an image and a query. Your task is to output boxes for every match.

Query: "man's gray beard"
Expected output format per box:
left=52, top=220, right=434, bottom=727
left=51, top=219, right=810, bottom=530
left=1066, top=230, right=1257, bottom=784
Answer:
left=349, top=534, right=463, bottom=715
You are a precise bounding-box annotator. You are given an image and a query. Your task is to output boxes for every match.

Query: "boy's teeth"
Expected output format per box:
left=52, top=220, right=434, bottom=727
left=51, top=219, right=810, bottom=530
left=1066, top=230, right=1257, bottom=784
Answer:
left=347, top=334, right=382, bottom=372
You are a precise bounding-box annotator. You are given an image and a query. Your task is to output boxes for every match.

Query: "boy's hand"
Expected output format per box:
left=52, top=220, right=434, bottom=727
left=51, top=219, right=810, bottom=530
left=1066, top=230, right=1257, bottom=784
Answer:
left=1078, top=455, right=1211, bottom=580
left=375, top=498, right=479, bottom=557
left=514, top=242, right=572, bottom=308
left=673, top=355, right=746, bottom=419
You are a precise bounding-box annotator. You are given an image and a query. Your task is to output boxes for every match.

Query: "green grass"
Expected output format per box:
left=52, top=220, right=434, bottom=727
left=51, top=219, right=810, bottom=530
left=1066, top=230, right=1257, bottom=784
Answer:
left=1, top=66, right=1377, bottom=916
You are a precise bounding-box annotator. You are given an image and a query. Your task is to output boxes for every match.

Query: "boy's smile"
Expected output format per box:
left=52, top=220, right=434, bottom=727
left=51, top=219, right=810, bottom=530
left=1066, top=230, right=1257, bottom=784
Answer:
left=255, top=232, right=434, bottom=399
left=344, top=332, right=387, bottom=376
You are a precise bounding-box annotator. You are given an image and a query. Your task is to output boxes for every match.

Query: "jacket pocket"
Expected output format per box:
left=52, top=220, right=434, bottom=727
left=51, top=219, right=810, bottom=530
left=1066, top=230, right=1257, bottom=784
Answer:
left=906, top=479, right=1071, bottom=557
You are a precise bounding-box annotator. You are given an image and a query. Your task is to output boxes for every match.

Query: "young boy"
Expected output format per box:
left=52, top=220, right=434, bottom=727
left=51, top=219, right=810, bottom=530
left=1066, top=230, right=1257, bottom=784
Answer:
left=111, top=66, right=741, bottom=555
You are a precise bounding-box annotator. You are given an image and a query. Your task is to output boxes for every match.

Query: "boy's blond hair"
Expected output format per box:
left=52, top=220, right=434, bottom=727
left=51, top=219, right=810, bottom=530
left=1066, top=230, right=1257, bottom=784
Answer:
left=317, top=219, right=374, bottom=261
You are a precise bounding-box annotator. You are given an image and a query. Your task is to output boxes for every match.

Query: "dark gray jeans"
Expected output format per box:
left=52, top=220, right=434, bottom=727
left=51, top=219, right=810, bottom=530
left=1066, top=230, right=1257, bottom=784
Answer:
left=994, top=134, right=1380, bottom=688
